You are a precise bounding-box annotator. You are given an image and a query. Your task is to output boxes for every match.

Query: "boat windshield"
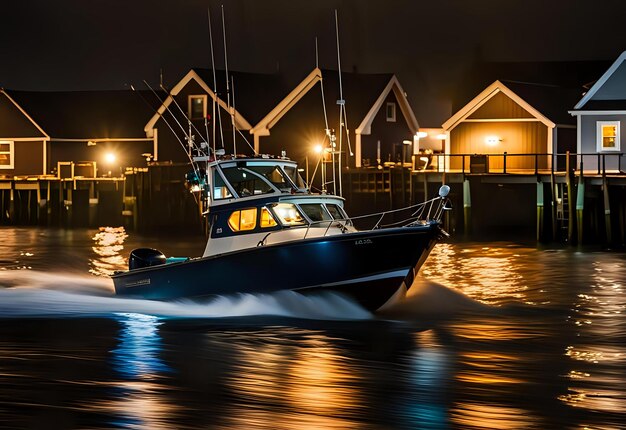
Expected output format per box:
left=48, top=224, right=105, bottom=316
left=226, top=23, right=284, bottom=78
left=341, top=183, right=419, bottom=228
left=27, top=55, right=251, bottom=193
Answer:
left=245, top=165, right=292, bottom=191
left=299, top=203, right=333, bottom=222
left=282, top=165, right=306, bottom=189
left=326, top=204, right=347, bottom=220
left=219, top=167, right=275, bottom=197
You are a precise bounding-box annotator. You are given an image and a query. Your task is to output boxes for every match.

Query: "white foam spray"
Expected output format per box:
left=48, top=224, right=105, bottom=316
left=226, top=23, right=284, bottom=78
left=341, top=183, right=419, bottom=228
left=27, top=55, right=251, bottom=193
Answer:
left=0, top=270, right=371, bottom=320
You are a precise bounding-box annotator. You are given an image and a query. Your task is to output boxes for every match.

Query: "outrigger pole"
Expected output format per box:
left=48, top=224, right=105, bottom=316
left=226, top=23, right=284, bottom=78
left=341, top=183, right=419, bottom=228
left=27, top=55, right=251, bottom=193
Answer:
left=221, top=5, right=237, bottom=155
left=208, top=7, right=224, bottom=151
left=334, top=10, right=353, bottom=197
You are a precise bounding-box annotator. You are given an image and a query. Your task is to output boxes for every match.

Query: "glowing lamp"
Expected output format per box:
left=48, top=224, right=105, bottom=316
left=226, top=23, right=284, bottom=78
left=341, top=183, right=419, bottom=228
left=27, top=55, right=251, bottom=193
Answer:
left=485, top=136, right=500, bottom=146
left=104, top=152, right=116, bottom=164
left=313, top=144, right=323, bottom=154
left=416, top=131, right=428, bottom=138
left=435, top=134, right=447, bottom=140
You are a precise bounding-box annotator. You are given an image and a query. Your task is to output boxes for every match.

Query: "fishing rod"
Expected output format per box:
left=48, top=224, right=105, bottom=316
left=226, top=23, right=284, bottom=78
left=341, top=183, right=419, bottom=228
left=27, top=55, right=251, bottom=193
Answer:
left=221, top=5, right=237, bottom=155
left=158, top=81, right=211, bottom=158
left=230, top=75, right=257, bottom=154
left=334, top=10, right=343, bottom=197
left=141, top=81, right=203, bottom=184
left=207, top=6, right=224, bottom=151
left=130, top=85, right=199, bottom=174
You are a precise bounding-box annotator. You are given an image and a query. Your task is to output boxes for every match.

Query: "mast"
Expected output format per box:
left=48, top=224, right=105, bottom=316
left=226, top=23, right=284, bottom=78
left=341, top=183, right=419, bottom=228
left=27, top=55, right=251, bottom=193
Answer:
left=221, top=5, right=237, bottom=155
left=207, top=7, right=219, bottom=153
left=335, top=10, right=343, bottom=197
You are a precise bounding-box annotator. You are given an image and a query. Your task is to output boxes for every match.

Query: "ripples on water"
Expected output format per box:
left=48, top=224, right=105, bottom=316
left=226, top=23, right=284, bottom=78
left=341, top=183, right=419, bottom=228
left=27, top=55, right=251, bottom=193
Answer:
left=0, top=227, right=625, bottom=429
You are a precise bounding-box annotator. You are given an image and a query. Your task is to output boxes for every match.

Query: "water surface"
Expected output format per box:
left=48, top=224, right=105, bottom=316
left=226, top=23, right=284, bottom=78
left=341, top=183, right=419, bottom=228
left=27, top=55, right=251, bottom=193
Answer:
left=0, top=227, right=624, bottom=429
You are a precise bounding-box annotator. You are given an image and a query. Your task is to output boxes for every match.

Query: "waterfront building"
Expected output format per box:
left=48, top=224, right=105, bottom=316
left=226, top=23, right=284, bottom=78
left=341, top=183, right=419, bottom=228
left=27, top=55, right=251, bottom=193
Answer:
left=569, top=50, right=626, bottom=174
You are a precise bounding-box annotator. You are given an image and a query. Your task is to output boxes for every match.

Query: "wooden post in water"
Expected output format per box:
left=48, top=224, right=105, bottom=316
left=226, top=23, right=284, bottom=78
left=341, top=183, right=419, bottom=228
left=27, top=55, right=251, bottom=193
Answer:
left=566, top=151, right=576, bottom=244
left=550, top=169, right=557, bottom=242
left=46, top=180, right=52, bottom=226
left=576, top=175, right=585, bottom=245
left=36, top=182, right=43, bottom=224
left=88, top=181, right=98, bottom=227
left=8, top=183, right=15, bottom=223
left=65, top=182, right=73, bottom=227
left=602, top=175, right=612, bottom=245
left=618, top=188, right=626, bottom=245
left=536, top=181, right=544, bottom=242
left=463, top=179, right=471, bottom=237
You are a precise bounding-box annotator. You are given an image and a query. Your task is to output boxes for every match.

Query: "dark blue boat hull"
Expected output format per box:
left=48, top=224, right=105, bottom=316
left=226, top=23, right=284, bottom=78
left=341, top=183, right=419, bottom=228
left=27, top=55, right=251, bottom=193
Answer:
left=112, top=223, right=444, bottom=311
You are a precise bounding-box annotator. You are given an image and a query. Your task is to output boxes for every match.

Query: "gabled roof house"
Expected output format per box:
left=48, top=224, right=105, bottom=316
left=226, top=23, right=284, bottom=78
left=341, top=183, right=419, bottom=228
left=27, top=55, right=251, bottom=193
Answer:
left=569, top=50, right=626, bottom=173
left=0, top=88, right=157, bottom=177
left=443, top=80, right=582, bottom=172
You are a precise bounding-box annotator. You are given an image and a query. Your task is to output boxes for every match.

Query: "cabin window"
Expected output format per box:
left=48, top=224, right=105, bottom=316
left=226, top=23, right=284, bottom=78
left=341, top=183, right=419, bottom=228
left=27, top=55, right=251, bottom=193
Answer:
left=260, top=207, right=277, bottom=228
left=222, top=167, right=275, bottom=196
left=596, top=121, right=620, bottom=151
left=0, top=141, right=13, bottom=169
left=386, top=102, right=396, bottom=122
left=213, top=170, right=233, bottom=199
left=283, top=165, right=306, bottom=189
left=299, top=203, right=332, bottom=222
left=272, top=203, right=305, bottom=226
left=246, top=165, right=290, bottom=191
left=325, top=204, right=345, bottom=220
left=189, top=95, right=207, bottom=120
left=227, top=208, right=257, bottom=232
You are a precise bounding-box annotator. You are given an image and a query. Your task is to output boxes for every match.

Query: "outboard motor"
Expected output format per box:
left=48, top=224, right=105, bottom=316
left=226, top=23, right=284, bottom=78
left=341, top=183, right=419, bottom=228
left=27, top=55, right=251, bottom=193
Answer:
left=129, top=248, right=167, bottom=270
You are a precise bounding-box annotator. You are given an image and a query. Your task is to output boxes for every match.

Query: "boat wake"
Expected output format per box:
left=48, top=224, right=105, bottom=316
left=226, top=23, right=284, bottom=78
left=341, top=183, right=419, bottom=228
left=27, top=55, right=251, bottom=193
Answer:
left=377, top=277, right=492, bottom=321
left=0, top=271, right=491, bottom=322
left=0, top=270, right=371, bottom=320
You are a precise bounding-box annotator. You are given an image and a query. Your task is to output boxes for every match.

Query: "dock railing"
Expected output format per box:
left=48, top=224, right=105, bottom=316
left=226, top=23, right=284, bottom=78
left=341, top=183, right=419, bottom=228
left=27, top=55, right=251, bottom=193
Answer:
left=412, top=152, right=625, bottom=176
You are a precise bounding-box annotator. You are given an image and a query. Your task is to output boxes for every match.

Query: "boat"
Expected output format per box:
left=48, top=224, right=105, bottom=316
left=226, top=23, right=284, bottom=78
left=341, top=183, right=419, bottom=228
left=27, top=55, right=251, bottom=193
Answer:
left=112, top=153, right=451, bottom=311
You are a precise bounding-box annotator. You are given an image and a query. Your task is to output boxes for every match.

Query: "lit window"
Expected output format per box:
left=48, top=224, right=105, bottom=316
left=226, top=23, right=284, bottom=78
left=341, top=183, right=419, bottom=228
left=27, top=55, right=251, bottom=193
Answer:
left=260, top=207, right=277, bottom=228
left=189, top=95, right=207, bottom=120
left=0, top=141, right=13, bottom=169
left=596, top=121, right=620, bottom=151
left=272, top=203, right=305, bottom=226
left=227, top=208, right=257, bottom=232
left=386, top=102, right=396, bottom=122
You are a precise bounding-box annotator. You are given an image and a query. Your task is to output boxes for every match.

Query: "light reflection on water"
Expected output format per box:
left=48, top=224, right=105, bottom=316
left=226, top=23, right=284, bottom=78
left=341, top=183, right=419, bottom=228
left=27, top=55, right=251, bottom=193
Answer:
left=1, top=227, right=626, bottom=428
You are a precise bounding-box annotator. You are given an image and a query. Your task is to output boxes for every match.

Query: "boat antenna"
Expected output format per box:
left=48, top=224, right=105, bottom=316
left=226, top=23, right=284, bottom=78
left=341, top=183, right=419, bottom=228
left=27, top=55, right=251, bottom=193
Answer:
left=208, top=7, right=225, bottom=151
left=335, top=9, right=345, bottom=197
left=230, top=75, right=257, bottom=154
left=316, top=36, right=332, bottom=194
left=221, top=5, right=237, bottom=155
left=207, top=7, right=219, bottom=154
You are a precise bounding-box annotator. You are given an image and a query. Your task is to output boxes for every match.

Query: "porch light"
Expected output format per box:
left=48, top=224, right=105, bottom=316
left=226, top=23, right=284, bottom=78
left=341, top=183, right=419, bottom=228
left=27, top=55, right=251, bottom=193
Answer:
left=104, top=152, right=116, bottom=164
left=485, top=136, right=501, bottom=146
left=313, top=144, right=323, bottom=154
left=416, top=131, right=428, bottom=139
left=435, top=134, right=447, bottom=140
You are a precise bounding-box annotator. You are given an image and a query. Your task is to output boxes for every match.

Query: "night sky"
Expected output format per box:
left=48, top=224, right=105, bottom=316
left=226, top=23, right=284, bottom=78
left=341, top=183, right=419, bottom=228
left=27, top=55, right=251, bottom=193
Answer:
left=2, top=0, right=626, bottom=125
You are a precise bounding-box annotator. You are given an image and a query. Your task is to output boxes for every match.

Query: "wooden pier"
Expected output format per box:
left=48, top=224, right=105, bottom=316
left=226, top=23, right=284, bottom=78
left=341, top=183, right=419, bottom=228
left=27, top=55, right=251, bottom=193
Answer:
left=0, top=164, right=202, bottom=233
left=344, top=151, right=626, bottom=246
left=2, top=152, right=625, bottom=246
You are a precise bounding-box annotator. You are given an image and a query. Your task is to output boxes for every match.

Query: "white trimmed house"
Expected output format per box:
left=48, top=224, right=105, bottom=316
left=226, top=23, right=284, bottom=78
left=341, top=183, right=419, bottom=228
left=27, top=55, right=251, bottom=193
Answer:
left=442, top=80, right=581, bottom=172
left=250, top=68, right=419, bottom=169
left=569, top=50, right=626, bottom=173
